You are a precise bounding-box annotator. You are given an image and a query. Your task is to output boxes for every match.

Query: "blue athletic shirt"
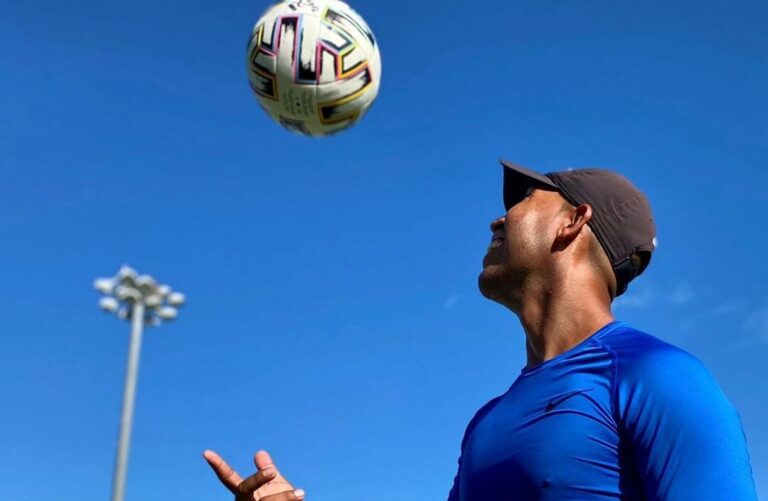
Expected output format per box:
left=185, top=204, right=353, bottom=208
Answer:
left=448, top=320, right=757, bottom=500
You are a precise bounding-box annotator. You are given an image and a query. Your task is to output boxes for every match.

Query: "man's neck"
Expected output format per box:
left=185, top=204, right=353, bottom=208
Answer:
left=515, top=276, right=615, bottom=368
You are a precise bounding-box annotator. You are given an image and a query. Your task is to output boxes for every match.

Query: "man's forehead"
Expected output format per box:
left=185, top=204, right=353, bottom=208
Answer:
left=530, top=186, right=564, bottom=202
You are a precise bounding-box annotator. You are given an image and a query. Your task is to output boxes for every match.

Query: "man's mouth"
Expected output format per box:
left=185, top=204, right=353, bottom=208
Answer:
left=487, top=236, right=505, bottom=252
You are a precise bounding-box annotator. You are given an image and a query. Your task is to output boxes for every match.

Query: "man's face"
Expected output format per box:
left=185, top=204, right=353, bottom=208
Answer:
left=478, top=186, right=568, bottom=303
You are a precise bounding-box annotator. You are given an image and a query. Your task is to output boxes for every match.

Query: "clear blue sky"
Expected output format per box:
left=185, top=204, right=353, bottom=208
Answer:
left=1, top=0, right=766, bottom=499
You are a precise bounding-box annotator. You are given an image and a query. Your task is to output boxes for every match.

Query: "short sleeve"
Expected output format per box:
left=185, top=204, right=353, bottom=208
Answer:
left=616, top=345, right=757, bottom=500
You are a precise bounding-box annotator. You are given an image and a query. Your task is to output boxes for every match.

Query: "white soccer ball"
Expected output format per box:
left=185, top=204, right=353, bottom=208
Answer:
left=246, top=0, right=381, bottom=136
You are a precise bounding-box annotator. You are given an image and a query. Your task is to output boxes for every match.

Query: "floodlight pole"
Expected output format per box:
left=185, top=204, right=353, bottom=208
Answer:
left=111, top=301, right=145, bottom=501
left=94, top=265, right=186, bottom=501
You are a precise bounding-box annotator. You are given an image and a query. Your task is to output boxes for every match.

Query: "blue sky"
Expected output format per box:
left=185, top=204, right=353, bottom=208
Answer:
left=1, top=0, right=767, bottom=499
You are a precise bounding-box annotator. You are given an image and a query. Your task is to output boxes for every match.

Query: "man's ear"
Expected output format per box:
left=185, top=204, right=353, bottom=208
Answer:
left=553, top=204, right=593, bottom=251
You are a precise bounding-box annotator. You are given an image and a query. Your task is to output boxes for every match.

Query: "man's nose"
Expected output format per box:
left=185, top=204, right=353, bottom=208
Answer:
left=490, top=216, right=505, bottom=232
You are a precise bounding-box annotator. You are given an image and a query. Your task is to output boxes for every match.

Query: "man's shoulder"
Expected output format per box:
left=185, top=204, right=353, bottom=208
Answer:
left=596, top=322, right=721, bottom=406
left=598, top=322, right=707, bottom=380
left=466, top=395, right=504, bottom=429
left=457, top=394, right=505, bottom=451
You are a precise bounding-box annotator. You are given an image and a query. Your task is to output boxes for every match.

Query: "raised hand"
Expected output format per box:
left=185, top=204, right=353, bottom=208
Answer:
left=203, top=449, right=305, bottom=500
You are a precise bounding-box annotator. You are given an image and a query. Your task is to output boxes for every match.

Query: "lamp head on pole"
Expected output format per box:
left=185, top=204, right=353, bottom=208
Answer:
left=94, top=265, right=186, bottom=326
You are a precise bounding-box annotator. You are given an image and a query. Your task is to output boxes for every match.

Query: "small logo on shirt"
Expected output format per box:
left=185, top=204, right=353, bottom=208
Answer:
left=545, top=389, right=593, bottom=412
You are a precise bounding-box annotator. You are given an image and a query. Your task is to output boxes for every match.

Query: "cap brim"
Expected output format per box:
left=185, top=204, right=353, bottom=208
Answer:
left=500, top=159, right=559, bottom=210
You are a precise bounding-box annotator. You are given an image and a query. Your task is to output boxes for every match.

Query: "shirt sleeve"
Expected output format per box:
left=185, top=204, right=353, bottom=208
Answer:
left=447, top=396, right=503, bottom=501
left=615, top=344, right=757, bottom=500
left=447, top=457, right=461, bottom=501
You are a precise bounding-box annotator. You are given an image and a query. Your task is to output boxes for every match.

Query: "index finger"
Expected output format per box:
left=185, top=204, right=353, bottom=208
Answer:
left=203, top=450, right=243, bottom=493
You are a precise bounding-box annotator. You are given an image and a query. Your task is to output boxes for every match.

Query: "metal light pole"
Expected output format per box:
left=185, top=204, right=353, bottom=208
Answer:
left=94, top=265, right=186, bottom=501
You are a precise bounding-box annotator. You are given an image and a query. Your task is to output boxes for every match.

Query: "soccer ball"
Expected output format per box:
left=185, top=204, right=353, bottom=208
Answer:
left=246, top=0, right=381, bottom=136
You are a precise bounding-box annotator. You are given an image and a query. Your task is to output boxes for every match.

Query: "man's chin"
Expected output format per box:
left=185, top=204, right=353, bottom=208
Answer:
left=478, top=266, right=501, bottom=301
left=478, top=264, right=523, bottom=307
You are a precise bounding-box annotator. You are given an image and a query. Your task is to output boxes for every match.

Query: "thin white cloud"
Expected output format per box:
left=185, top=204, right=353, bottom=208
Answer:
left=743, top=305, right=768, bottom=344
left=616, top=279, right=703, bottom=310
left=708, top=300, right=745, bottom=317
left=614, top=282, right=654, bottom=310
left=443, top=294, right=459, bottom=309
left=670, top=281, right=694, bottom=305
left=669, top=282, right=696, bottom=304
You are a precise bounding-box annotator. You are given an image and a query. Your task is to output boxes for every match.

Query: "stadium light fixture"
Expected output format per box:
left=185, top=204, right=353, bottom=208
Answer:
left=94, top=265, right=185, bottom=501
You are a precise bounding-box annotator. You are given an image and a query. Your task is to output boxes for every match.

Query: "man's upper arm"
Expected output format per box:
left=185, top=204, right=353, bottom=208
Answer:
left=447, top=396, right=503, bottom=501
left=617, top=346, right=757, bottom=500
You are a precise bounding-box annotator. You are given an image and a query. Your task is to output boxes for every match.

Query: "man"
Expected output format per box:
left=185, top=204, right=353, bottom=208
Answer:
left=205, top=161, right=757, bottom=500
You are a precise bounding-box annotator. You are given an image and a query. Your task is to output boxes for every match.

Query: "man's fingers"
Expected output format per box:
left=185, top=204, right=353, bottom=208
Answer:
left=237, top=467, right=278, bottom=496
left=253, top=450, right=289, bottom=481
left=261, top=488, right=306, bottom=501
left=253, top=450, right=276, bottom=470
left=203, top=450, right=243, bottom=494
left=205, top=449, right=297, bottom=500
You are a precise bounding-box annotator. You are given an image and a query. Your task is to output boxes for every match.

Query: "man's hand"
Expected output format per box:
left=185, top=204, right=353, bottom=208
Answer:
left=203, top=449, right=305, bottom=500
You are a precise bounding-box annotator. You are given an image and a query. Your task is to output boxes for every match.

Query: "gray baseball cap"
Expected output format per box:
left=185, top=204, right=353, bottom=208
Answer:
left=501, top=159, right=656, bottom=297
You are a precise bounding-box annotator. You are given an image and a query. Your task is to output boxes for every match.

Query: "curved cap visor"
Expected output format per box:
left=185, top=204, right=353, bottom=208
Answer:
left=501, top=160, right=559, bottom=210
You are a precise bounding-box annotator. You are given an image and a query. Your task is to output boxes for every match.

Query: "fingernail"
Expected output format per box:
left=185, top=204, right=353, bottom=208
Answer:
left=294, top=489, right=305, bottom=498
